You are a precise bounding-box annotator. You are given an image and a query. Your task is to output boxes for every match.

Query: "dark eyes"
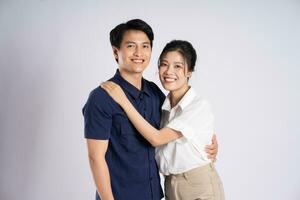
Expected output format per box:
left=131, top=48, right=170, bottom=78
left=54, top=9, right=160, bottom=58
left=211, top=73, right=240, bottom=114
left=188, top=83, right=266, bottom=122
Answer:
left=126, top=44, right=150, bottom=48
left=175, top=65, right=183, bottom=68
left=159, top=63, right=183, bottom=69
left=159, top=63, right=168, bottom=67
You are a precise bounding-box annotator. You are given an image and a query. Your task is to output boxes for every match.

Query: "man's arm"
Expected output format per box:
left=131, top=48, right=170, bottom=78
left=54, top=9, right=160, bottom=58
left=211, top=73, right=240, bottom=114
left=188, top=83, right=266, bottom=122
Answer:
left=86, top=139, right=114, bottom=200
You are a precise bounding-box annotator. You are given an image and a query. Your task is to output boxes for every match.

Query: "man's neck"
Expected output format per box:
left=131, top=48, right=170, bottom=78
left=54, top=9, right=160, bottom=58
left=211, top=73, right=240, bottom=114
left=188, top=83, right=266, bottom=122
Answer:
left=119, top=69, right=143, bottom=90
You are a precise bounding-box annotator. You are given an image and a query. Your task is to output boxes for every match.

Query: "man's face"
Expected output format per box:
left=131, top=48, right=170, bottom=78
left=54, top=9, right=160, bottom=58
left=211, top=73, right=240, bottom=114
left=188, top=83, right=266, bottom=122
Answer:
left=113, top=30, right=152, bottom=75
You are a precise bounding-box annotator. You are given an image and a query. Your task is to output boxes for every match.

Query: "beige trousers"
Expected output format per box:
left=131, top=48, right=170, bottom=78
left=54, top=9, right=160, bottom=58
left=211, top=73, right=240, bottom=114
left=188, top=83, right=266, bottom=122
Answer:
left=164, top=163, right=225, bottom=200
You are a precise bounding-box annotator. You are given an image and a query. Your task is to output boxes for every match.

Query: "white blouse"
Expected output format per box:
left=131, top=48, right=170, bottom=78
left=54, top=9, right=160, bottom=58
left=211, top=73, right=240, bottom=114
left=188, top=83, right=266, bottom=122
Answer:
left=155, top=87, right=215, bottom=175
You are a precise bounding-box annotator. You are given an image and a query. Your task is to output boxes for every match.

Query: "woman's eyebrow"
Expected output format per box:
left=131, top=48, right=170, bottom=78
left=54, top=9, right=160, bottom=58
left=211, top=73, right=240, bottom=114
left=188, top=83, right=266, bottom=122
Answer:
left=174, top=61, right=184, bottom=65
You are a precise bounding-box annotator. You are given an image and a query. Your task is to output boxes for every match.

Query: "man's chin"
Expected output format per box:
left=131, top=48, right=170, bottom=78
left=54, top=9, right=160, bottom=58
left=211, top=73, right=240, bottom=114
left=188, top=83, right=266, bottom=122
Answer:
left=121, top=69, right=145, bottom=76
left=132, top=66, right=147, bottom=73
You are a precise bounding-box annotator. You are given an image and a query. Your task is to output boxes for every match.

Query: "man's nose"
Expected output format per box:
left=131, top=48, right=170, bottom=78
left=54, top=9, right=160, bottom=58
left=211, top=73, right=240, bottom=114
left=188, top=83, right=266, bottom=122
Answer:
left=133, top=46, right=142, bottom=56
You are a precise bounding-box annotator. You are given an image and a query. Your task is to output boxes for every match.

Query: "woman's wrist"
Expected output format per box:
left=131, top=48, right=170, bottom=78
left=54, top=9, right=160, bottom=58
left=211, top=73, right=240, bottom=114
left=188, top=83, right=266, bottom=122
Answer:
left=120, top=98, right=130, bottom=109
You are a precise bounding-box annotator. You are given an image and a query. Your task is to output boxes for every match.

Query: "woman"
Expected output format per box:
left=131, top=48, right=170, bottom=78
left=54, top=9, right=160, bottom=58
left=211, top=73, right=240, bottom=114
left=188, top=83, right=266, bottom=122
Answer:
left=101, top=40, right=224, bottom=200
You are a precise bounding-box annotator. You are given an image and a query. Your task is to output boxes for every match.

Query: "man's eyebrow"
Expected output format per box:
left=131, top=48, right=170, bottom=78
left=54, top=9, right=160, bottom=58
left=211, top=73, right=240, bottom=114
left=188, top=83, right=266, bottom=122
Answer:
left=174, top=62, right=184, bottom=65
left=124, top=41, right=150, bottom=44
left=124, top=41, right=135, bottom=44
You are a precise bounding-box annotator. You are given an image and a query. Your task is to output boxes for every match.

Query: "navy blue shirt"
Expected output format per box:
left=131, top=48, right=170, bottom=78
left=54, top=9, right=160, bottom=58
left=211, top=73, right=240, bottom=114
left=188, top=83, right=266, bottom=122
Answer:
left=83, top=70, right=165, bottom=200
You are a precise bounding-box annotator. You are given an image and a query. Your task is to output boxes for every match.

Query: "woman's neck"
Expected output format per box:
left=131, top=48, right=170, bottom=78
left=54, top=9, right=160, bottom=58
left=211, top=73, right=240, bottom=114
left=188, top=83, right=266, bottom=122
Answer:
left=169, top=85, right=190, bottom=108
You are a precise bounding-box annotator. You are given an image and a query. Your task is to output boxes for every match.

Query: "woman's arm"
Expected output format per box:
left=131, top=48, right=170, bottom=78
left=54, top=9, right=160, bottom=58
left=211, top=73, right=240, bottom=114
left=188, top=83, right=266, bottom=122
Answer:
left=101, top=81, right=182, bottom=147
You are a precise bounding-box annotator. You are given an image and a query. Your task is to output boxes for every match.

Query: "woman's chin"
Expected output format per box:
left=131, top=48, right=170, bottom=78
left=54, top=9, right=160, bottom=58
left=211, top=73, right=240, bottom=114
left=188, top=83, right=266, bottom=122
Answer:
left=162, top=84, right=176, bottom=92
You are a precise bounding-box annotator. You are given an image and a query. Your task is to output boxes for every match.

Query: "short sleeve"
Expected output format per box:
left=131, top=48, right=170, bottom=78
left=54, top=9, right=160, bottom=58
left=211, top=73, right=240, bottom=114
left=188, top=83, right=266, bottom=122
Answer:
left=166, top=99, right=214, bottom=141
left=82, top=88, right=112, bottom=140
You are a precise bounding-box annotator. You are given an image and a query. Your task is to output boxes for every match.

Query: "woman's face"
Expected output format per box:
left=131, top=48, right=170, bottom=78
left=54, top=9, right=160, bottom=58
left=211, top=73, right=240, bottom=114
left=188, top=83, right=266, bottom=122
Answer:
left=159, top=51, right=191, bottom=93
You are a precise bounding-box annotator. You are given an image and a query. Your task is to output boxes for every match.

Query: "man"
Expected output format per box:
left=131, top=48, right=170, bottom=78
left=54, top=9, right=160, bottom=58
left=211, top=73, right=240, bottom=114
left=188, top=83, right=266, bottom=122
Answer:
left=82, top=19, right=218, bottom=200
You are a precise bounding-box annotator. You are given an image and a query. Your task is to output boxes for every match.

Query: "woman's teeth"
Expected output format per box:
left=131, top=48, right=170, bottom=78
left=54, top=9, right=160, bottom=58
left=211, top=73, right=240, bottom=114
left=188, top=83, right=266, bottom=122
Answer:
left=164, top=77, right=176, bottom=82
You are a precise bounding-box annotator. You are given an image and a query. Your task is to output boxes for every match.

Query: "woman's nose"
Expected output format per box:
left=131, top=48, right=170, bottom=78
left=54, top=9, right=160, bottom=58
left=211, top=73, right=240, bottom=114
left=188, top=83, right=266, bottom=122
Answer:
left=165, top=66, right=174, bottom=74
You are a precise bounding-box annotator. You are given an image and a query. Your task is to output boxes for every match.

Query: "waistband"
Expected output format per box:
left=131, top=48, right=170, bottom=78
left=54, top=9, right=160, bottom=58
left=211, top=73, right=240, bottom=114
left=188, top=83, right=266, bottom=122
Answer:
left=167, top=163, right=215, bottom=178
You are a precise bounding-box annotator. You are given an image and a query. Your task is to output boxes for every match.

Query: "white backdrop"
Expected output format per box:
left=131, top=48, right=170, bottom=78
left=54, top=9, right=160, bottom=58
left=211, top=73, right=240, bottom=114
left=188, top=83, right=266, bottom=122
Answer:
left=0, top=1, right=299, bottom=200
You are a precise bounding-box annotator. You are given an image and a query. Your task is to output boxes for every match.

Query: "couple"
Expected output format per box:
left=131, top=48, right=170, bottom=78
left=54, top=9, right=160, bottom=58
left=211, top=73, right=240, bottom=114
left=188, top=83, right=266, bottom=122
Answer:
left=83, top=19, right=224, bottom=200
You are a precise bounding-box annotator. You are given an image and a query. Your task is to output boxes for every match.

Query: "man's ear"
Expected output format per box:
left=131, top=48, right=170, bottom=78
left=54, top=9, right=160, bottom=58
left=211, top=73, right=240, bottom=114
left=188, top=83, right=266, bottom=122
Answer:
left=112, top=46, right=119, bottom=60
left=187, top=71, right=192, bottom=78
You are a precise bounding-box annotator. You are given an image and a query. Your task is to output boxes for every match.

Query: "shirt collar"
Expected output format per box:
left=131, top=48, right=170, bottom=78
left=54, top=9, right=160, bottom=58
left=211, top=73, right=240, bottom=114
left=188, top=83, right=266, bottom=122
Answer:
left=161, top=86, right=197, bottom=111
left=112, top=69, right=150, bottom=99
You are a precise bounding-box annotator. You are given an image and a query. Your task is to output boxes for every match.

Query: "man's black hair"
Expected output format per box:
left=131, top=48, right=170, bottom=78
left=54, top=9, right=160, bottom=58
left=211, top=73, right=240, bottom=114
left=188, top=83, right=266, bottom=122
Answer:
left=110, top=19, right=154, bottom=49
